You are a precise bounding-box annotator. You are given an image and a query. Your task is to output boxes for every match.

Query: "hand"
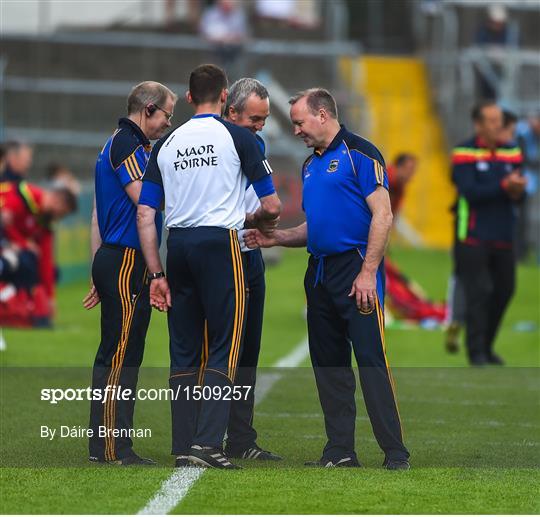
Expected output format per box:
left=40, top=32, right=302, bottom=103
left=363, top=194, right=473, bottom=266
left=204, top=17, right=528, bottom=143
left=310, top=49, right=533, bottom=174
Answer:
left=82, top=284, right=100, bottom=310
left=244, top=212, right=257, bottom=229
left=150, top=277, right=172, bottom=312
left=348, top=269, right=377, bottom=313
left=255, top=214, right=280, bottom=235
left=503, top=172, right=527, bottom=200
left=244, top=229, right=279, bottom=249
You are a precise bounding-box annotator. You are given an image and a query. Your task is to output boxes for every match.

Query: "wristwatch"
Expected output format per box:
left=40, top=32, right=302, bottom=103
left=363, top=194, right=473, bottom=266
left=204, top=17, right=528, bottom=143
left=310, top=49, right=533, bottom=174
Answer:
left=148, top=271, right=165, bottom=281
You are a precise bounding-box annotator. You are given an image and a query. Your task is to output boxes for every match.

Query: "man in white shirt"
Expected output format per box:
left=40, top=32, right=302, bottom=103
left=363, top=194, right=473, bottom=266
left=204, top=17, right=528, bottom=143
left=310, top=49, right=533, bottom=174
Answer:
left=137, top=64, right=281, bottom=469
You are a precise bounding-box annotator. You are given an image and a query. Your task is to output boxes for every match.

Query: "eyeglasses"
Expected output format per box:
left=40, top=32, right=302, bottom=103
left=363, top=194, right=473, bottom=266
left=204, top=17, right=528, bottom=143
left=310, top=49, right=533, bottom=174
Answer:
left=155, top=104, right=173, bottom=121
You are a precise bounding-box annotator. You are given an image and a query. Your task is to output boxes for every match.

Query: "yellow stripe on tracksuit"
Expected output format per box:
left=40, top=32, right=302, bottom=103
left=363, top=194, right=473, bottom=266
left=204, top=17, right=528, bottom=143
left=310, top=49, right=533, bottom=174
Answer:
left=231, top=233, right=245, bottom=378
left=104, top=248, right=137, bottom=461
left=228, top=230, right=245, bottom=382
left=128, top=153, right=143, bottom=178
left=349, top=149, right=385, bottom=186
left=374, top=296, right=404, bottom=440
left=122, top=149, right=143, bottom=181
left=198, top=321, right=209, bottom=386
left=122, top=156, right=137, bottom=181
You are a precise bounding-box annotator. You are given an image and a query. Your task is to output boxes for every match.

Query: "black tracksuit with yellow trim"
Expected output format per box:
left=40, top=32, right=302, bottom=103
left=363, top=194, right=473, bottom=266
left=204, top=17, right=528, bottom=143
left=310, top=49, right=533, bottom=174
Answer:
left=89, top=118, right=154, bottom=462
left=451, top=136, right=523, bottom=362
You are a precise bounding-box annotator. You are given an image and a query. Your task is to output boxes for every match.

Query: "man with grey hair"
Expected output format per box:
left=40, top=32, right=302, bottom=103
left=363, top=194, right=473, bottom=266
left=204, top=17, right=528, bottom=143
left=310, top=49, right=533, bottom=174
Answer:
left=83, top=81, right=177, bottom=465
left=225, top=77, right=269, bottom=132
left=246, top=87, right=410, bottom=469
left=222, top=77, right=282, bottom=461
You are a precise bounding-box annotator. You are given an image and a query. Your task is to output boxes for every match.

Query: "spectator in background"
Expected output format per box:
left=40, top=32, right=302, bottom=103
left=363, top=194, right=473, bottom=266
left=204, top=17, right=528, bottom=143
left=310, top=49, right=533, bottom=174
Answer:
left=450, top=100, right=526, bottom=366
left=46, top=162, right=81, bottom=195
left=474, top=4, right=519, bottom=100
left=0, top=181, right=77, bottom=327
left=385, top=153, right=446, bottom=325
left=516, top=113, right=540, bottom=261
left=475, top=4, right=517, bottom=46
left=2, top=141, right=33, bottom=183
left=255, top=0, right=320, bottom=29
left=255, top=0, right=295, bottom=24
left=165, top=0, right=202, bottom=28
left=446, top=109, right=520, bottom=352
left=387, top=153, right=417, bottom=216
left=199, top=0, right=248, bottom=78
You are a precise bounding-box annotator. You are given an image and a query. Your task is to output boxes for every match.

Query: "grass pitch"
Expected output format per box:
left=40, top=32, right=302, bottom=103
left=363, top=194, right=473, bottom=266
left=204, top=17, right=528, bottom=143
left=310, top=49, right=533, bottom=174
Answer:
left=1, top=247, right=539, bottom=514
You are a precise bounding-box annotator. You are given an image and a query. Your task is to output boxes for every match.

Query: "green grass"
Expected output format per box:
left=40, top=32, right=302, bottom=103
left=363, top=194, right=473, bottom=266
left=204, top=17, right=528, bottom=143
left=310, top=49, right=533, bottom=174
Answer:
left=1, top=247, right=539, bottom=514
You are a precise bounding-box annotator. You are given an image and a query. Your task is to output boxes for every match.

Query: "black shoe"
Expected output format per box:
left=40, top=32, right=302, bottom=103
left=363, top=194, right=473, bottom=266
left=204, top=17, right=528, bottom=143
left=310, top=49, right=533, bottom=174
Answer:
left=305, top=456, right=360, bottom=468
left=90, top=454, right=156, bottom=466
left=188, top=445, right=242, bottom=469
left=175, top=455, right=191, bottom=467
left=470, top=354, right=488, bottom=366
left=228, top=445, right=282, bottom=461
left=487, top=353, right=504, bottom=365
left=383, top=458, right=410, bottom=470
left=119, top=454, right=156, bottom=466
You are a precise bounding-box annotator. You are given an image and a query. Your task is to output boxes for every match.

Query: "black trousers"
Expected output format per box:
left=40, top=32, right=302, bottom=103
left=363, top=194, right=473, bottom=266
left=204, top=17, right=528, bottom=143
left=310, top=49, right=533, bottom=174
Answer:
left=454, top=242, right=515, bottom=361
left=304, top=250, right=409, bottom=463
left=167, top=227, right=247, bottom=454
left=89, top=244, right=151, bottom=461
left=225, top=249, right=265, bottom=453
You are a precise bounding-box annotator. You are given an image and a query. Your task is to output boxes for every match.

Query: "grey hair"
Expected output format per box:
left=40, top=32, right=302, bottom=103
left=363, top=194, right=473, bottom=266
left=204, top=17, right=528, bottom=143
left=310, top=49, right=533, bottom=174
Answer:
left=225, top=78, right=269, bottom=116
left=127, top=81, right=178, bottom=115
left=289, top=87, right=338, bottom=119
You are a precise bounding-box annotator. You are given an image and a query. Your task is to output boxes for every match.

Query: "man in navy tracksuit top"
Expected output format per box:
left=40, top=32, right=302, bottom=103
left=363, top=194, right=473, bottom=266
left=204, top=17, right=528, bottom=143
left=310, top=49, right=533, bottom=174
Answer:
left=246, top=88, right=410, bottom=470
left=451, top=100, right=526, bottom=366
left=223, top=77, right=282, bottom=461
left=85, top=81, right=177, bottom=465
left=137, top=65, right=281, bottom=469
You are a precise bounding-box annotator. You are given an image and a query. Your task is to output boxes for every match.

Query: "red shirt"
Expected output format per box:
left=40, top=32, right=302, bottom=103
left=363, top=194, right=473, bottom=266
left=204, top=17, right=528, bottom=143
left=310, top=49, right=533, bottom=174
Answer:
left=0, top=181, right=55, bottom=296
left=387, top=165, right=406, bottom=216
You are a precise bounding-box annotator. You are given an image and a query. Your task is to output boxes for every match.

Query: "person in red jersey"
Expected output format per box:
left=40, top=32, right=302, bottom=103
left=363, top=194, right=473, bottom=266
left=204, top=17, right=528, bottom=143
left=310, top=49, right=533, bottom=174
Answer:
left=387, top=153, right=417, bottom=216
left=0, top=181, right=77, bottom=327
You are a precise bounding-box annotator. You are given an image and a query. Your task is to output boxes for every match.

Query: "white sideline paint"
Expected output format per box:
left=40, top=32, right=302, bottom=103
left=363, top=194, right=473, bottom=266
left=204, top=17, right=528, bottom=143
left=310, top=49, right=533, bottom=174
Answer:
left=137, top=467, right=205, bottom=515
left=137, top=337, right=309, bottom=515
left=254, top=337, right=309, bottom=402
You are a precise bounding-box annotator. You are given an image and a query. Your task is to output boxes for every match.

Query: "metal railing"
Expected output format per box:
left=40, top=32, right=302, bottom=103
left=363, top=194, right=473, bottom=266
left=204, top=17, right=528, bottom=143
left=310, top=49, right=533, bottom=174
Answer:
left=417, top=0, right=540, bottom=142
left=1, top=29, right=363, bottom=157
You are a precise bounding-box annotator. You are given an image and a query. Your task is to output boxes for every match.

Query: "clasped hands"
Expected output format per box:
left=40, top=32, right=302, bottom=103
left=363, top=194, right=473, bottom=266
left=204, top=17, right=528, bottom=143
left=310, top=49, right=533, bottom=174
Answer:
left=503, top=171, right=527, bottom=201
left=243, top=209, right=280, bottom=249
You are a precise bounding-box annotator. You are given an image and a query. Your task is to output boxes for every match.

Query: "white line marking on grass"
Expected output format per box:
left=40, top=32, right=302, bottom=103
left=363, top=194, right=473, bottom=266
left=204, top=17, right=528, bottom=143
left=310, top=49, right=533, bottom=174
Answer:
left=255, top=337, right=309, bottom=401
left=274, top=339, right=309, bottom=367
left=138, top=467, right=205, bottom=515
left=137, top=337, right=309, bottom=515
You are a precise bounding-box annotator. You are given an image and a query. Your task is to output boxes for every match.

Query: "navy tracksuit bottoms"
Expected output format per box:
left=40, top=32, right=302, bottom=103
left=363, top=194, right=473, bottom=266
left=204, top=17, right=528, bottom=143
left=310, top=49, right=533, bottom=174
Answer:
left=225, top=248, right=265, bottom=453
left=167, top=227, right=247, bottom=454
left=304, top=250, right=409, bottom=463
